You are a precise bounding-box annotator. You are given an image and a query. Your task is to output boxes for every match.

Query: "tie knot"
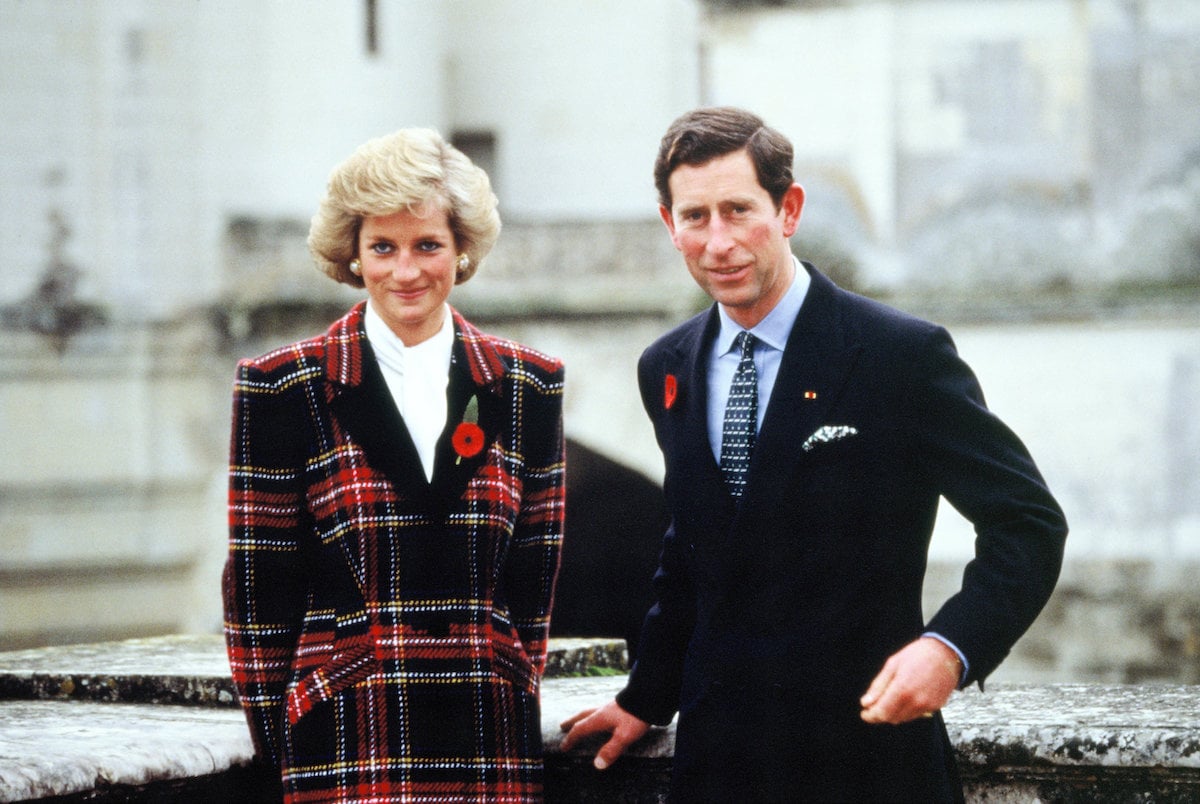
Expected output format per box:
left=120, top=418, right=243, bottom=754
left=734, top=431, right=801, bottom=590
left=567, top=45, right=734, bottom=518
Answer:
left=735, top=331, right=755, bottom=357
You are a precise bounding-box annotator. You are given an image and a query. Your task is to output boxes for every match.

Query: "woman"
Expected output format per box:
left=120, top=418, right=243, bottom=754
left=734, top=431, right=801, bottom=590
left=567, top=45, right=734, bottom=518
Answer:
left=222, top=129, right=565, bottom=802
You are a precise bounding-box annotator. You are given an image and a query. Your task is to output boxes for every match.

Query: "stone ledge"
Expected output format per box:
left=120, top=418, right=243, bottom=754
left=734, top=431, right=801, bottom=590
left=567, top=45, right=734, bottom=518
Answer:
left=945, top=683, right=1200, bottom=770
left=0, top=700, right=255, bottom=802
left=0, top=634, right=627, bottom=707
left=2, top=638, right=1199, bottom=802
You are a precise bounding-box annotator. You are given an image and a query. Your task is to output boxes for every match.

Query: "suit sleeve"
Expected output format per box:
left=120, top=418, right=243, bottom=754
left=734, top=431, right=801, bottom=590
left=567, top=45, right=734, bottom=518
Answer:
left=504, top=357, right=566, bottom=681
left=221, top=359, right=310, bottom=767
left=913, top=326, right=1068, bottom=687
left=614, top=350, right=697, bottom=725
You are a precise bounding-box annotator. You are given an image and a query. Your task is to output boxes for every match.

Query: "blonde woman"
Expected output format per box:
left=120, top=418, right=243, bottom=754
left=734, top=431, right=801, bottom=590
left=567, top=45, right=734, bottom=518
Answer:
left=223, top=129, right=565, bottom=802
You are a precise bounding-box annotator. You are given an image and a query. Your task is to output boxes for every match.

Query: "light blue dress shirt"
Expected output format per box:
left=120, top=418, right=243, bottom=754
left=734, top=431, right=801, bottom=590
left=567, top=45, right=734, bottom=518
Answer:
left=704, top=257, right=968, bottom=684
left=706, top=257, right=810, bottom=462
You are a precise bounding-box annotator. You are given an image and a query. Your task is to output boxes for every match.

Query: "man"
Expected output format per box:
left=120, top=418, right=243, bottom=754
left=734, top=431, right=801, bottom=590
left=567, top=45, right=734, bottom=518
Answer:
left=560, top=107, right=1067, bottom=802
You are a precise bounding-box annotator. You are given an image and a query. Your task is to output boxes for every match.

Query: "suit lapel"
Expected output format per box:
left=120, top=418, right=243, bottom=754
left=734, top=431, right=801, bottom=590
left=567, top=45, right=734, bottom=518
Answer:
left=745, top=266, right=862, bottom=510
left=667, top=308, right=728, bottom=501
left=657, top=308, right=738, bottom=582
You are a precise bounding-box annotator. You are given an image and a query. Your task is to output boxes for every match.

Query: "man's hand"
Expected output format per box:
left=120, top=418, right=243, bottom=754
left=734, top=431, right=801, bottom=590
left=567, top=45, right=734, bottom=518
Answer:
left=559, top=699, right=651, bottom=770
left=860, top=636, right=962, bottom=725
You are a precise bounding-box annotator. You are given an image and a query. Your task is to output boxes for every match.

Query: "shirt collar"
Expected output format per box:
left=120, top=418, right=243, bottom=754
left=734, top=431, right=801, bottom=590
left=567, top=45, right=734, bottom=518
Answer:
left=363, top=301, right=454, bottom=376
left=716, top=256, right=810, bottom=354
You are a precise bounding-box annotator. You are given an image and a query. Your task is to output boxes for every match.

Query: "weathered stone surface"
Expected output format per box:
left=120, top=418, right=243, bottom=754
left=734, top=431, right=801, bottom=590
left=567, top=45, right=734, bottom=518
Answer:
left=542, top=638, right=630, bottom=679
left=944, top=684, right=1200, bottom=770
left=0, top=634, right=627, bottom=706
left=2, top=638, right=1199, bottom=802
left=0, top=700, right=253, bottom=802
left=0, top=635, right=238, bottom=707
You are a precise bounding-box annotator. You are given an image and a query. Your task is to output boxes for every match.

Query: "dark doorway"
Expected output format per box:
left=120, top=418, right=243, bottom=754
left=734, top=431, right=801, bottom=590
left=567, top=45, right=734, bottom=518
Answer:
left=551, top=439, right=667, bottom=659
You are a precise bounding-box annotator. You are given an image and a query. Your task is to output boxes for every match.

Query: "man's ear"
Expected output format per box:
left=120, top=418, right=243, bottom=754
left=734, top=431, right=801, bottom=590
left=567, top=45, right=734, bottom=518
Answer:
left=658, top=204, right=679, bottom=247
left=781, top=183, right=805, bottom=238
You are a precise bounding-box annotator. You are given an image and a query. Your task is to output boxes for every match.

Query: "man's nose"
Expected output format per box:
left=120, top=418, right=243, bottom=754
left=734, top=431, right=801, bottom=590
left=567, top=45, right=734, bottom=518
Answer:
left=705, top=218, right=736, bottom=255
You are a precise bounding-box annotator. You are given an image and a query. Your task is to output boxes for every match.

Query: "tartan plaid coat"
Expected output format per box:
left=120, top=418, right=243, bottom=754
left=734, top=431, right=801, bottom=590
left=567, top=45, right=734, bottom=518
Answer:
left=222, top=302, right=565, bottom=802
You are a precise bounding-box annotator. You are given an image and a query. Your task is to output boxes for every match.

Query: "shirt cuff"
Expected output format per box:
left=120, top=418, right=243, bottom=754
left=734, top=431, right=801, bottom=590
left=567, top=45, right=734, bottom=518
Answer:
left=922, top=631, right=969, bottom=686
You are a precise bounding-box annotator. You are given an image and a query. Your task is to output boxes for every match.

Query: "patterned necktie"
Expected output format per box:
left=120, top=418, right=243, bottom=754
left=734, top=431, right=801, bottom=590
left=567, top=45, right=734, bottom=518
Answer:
left=720, top=331, right=758, bottom=497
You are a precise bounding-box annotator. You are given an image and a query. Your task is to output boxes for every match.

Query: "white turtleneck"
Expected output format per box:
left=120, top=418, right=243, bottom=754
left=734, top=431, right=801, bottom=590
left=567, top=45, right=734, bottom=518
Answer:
left=363, top=302, right=454, bottom=482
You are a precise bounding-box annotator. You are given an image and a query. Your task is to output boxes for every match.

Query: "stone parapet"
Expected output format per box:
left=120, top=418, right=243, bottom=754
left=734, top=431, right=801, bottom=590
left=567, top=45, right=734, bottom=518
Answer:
left=1, top=637, right=1198, bottom=802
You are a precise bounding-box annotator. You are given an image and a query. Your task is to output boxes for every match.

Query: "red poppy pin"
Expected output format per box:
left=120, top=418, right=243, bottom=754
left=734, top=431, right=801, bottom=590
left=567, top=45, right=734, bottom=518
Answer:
left=664, top=374, right=678, bottom=410
left=453, top=394, right=485, bottom=463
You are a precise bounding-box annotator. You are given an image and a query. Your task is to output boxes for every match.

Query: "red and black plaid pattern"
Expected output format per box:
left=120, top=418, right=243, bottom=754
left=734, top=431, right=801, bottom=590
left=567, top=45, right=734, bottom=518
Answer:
left=223, top=303, right=565, bottom=802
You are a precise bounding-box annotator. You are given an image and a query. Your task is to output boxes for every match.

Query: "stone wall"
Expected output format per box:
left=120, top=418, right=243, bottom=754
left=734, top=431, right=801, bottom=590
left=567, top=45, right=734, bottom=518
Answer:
left=1, top=637, right=1198, bottom=802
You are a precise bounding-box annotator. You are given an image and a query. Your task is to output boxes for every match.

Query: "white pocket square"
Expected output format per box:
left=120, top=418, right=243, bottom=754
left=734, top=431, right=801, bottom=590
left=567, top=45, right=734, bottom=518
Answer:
left=801, top=425, right=859, bottom=452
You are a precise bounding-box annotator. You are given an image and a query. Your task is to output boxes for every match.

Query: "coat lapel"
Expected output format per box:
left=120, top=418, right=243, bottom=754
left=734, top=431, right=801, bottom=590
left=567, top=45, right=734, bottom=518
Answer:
left=428, top=328, right=504, bottom=509
left=325, top=304, right=431, bottom=501
left=744, top=266, right=862, bottom=514
left=323, top=303, right=506, bottom=514
left=659, top=309, right=738, bottom=581
left=428, top=309, right=506, bottom=508
left=667, top=308, right=727, bottom=499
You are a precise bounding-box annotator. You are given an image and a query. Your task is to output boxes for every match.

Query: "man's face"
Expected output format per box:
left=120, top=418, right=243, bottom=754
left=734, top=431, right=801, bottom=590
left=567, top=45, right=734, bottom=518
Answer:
left=660, top=149, right=804, bottom=329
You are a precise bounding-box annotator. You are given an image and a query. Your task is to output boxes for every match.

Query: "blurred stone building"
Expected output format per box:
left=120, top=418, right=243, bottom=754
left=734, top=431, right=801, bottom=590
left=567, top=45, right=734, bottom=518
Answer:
left=1, top=0, right=1198, bottom=681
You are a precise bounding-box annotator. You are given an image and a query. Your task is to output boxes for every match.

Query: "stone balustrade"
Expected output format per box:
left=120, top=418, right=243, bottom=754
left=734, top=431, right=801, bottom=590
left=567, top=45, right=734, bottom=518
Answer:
left=0, top=636, right=1197, bottom=802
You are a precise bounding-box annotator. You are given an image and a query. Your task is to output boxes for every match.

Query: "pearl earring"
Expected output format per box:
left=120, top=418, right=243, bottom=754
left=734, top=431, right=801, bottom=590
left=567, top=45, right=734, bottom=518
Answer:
left=349, top=259, right=361, bottom=276
left=457, top=254, right=470, bottom=272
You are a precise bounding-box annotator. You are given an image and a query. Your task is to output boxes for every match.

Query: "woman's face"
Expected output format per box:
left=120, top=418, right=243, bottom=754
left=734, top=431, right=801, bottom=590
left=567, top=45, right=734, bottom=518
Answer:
left=358, top=205, right=458, bottom=346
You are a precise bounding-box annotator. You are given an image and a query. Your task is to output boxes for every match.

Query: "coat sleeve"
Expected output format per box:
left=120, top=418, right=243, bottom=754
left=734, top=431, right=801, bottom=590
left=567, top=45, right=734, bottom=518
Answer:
left=614, top=348, right=697, bottom=725
left=913, top=325, right=1068, bottom=687
left=503, top=357, right=566, bottom=680
left=221, top=358, right=311, bottom=767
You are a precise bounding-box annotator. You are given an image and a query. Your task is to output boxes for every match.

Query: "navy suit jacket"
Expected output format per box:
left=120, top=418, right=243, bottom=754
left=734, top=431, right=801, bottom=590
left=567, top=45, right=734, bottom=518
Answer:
left=617, top=264, right=1067, bottom=802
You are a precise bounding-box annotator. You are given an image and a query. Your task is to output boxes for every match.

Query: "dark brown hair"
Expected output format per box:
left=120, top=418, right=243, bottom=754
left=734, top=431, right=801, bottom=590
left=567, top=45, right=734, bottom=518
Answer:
left=653, top=106, right=794, bottom=210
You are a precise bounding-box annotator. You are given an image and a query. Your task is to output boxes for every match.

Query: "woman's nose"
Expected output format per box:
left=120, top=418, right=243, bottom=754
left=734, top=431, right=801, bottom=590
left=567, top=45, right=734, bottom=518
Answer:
left=391, top=253, right=420, bottom=279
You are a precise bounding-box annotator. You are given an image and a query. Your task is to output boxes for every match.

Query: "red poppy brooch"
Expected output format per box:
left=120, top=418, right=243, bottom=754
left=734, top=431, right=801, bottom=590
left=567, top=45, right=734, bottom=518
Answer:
left=453, top=394, right=485, bottom=463
left=664, top=374, right=678, bottom=410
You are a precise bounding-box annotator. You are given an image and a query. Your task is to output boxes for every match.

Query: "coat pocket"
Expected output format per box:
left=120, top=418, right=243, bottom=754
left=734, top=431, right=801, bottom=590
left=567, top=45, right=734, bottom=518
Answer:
left=285, top=634, right=379, bottom=726
left=489, top=612, right=536, bottom=694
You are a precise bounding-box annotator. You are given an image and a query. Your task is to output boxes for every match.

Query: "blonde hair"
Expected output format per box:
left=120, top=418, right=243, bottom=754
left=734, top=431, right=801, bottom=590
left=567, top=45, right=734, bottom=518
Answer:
left=308, top=128, right=501, bottom=287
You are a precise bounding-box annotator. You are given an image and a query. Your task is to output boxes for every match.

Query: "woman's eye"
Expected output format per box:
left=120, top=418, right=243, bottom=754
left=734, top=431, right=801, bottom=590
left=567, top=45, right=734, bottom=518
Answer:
left=417, top=240, right=444, bottom=253
left=370, top=242, right=394, bottom=255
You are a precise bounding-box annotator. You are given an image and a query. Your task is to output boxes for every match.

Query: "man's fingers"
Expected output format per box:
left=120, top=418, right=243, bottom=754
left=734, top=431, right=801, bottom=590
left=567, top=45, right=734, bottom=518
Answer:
left=559, top=701, right=650, bottom=769
left=859, top=659, right=895, bottom=709
left=860, top=639, right=962, bottom=724
left=559, top=708, right=597, bottom=734
left=559, top=710, right=600, bottom=751
left=594, top=733, right=634, bottom=770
